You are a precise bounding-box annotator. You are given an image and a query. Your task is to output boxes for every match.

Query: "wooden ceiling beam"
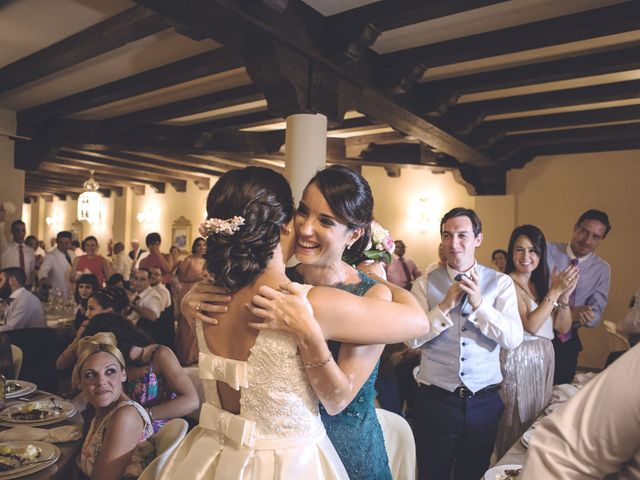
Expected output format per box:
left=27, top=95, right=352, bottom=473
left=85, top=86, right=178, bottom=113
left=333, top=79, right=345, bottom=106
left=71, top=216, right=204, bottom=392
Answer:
left=469, top=104, right=640, bottom=147
left=327, top=0, right=509, bottom=33
left=18, top=47, right=244, bottom=125
left=441, top=78, right=640, bottom=134
left=58, top=148, right=212, bottom=182
left=133, top=0, right=490, bottom=166
left=104, top=84, right=264, bottom=131
left=419, top=44, right=640, bottom=107
left=377, top=2, right=640, bottom=71
left=27, top=170, right=130, bottom=191
left=0, top=6, right=170, bottom=95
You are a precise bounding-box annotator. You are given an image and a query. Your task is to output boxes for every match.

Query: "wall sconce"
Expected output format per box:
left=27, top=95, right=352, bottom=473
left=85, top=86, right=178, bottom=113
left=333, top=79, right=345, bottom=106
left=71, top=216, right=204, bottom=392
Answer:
left=408, top=195, right=439, bottom=234
left=137, top=207, right=159, bottom=230
left=45, top=212, right=63, bottom=230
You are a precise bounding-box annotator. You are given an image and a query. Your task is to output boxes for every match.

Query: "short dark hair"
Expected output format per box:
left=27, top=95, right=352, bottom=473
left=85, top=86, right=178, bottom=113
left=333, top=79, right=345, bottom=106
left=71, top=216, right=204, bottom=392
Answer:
left=113, top=242, right=125, bottom=254
left=135, top=268, right=151, bottom=280
left=440, top=208, right=482, bottom=237
left=576, top=209, right=611, bottom=238
left=1, top=267, right=26, bottom=286
left=107, top=273, right=125, bottom=287
left=492, top=249, right=507, bottom=260
left=74, top=274, right=100, bottom=304
left=10, top=220, right=25, bottom=231
left=57, top=231, right=72, bottom=242
left=145, top=232, right=161, bottom=247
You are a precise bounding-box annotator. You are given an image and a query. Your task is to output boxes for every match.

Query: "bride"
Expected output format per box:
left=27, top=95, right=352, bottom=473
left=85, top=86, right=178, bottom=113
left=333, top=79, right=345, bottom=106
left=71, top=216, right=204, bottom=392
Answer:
left=158, top=167, right=428, bottom=479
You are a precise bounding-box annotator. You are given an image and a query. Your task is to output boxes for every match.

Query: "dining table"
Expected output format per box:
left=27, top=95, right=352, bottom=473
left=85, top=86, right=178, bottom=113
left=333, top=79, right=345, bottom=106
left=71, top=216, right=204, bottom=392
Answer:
left=0, top=388, right=83, bottom=480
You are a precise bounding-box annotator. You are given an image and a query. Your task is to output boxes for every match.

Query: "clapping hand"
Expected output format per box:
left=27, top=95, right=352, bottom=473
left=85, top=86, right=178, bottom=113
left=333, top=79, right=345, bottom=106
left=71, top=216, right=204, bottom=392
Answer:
left=551, top=265, right=579, bottom=296
left=458, top=269, right=483, bottom=310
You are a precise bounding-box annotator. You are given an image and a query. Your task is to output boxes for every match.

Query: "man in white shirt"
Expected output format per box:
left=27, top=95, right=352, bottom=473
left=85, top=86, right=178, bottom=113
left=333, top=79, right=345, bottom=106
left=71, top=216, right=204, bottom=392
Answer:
left=149, top=266, right=171, bottom=310
left=522, top=344, right=640, bottom=479
left=1, top=220, right=36, bottom=288
left=0, top=267, right=45, bottom=332
left=110, top=242, right=132, bottom=282
left=127, top=268, right=163, bottom=327
left=407, top=207, right=522, bottom=480
left=38, top=231, right=73, bottom=299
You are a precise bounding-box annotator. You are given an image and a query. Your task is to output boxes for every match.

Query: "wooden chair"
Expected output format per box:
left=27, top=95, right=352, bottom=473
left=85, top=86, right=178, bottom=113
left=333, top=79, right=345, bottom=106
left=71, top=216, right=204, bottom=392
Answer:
left=138, top=418, right=188, bottom=480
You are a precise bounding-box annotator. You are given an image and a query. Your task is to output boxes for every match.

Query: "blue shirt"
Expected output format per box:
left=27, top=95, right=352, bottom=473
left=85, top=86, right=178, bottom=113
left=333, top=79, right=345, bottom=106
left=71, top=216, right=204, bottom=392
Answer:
left=546, top=242, right=610, bottom=328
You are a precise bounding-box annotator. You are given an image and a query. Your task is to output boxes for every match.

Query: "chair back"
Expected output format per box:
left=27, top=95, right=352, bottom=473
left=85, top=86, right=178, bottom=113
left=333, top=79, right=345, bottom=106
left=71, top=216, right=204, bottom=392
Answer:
left=606, top=328, right=630, bottom=352
left=376, top=408, right=416, bottom=480
left=10, top=345, right=22, bottom=379
left=6, top=328, right=58, bottom=392
left=138, top=418, right=188, bottom=480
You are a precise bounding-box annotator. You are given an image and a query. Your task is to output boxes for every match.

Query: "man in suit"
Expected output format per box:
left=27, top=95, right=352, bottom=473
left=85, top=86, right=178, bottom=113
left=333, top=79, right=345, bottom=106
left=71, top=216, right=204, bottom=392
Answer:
left=1, top=220, right=36, bottom=288
left=0, top=267, right=45, bottom=332
left=407, top=207, right=523, bottom=480
left=547, top=209, right=611, bottom=384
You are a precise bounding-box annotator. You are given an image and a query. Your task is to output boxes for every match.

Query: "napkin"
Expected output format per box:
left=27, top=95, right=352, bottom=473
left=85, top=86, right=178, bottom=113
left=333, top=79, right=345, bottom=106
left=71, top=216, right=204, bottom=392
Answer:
left=0, top=425, right=82, bottom=443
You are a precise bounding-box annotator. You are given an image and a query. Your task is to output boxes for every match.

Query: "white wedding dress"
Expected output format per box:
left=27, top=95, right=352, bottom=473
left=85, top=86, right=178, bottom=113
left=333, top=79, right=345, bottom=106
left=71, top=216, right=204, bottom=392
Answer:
left=158, top=321, right=348, bottom=479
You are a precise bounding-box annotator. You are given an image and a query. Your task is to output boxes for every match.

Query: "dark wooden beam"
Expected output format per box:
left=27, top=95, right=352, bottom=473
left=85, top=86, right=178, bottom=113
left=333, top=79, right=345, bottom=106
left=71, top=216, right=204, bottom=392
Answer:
left=456, top=165, right=507, bottom=195
left=377, top=2, right=640, bottom=71
left=104, top=84, right=264, bottom=131
left=133, top=0, right=489, bottom=166
left=18, top=48, right=244, bottom=125
left=0, top=7, right=170, bottom=95
left=441, top=78, right=640, bottom=134
left=419, top=44, right=640, bottom=108
left=488, top=122, right=640, bottom=160
left=507, top=137, right=640, bottom=169
left=469, top=104, right=640, bottom=147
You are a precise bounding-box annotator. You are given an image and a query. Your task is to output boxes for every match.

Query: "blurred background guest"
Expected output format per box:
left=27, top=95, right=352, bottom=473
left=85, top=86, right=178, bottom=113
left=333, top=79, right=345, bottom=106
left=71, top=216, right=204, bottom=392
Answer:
left=72, top=236, right=110, bottom=287
left=0, top=267, right=45, bottom=332
left=73, top=274, right=100, bottom=330
left=1, top=220, right=36, bottom=289
left=139, top=233, right=174, bottom=285
left=492, top=249, right=508, bottom=273
left=174, top=237, right=206, bottom=365
left=109, top=242, right=131, bottom=284
left=38, top=230, right=73, bottom=299
left=386, top=239, right=422, bottom=291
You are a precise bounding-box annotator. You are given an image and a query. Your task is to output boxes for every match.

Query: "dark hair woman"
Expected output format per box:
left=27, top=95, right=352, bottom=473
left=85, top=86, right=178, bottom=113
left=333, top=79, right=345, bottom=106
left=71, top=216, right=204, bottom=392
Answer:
left=73, top=273, right=100, bottom=329
left=157, top=166, right=428, bottom=480
left=495, top=224, right=578, bottom=457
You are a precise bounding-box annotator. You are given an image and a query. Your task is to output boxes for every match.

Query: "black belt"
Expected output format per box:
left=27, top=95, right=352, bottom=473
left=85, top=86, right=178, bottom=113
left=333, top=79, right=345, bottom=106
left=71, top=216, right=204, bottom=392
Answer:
left=421, top=383, right=501, bottom=399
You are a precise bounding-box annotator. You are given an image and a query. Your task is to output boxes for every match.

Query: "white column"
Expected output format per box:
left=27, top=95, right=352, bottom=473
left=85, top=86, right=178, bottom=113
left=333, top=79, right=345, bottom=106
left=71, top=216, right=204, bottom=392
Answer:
left=284, top=113, right=327, bottom=204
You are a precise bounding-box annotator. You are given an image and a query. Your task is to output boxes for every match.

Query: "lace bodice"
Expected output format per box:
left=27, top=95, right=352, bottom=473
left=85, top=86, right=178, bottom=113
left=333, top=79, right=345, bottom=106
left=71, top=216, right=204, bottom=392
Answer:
left=195, top=321, right=322, bottom=442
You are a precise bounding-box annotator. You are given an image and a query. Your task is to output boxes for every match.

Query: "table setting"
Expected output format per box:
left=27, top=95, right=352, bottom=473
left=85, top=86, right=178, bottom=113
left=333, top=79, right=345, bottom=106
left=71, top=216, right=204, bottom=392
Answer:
left=0, top=386, right=82, bottom=480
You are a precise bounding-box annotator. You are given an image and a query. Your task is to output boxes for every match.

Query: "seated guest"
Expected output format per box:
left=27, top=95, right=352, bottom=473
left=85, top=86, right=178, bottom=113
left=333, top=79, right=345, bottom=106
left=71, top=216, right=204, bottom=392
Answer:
left=0, top=267, right=45, bottom=332
left=522, top=343, right=640, bottom=479
left=494, top=225, right=577, bottom=458
left=148, top=266, right=173, bottom=347
left=72, top=236, right=110, bottom=287
left=73, top=274, right=100, bottom=330
left=83, top=314, right=199, bottom=432
left=138, top=233, right=174, bottom=285
left=75, top=332, right=153, bottom=480
left=127, top=269, right=163, bottom=342
left=57, top=287, right=130, bottom=372
left=106, top=273, right=126, bottom=290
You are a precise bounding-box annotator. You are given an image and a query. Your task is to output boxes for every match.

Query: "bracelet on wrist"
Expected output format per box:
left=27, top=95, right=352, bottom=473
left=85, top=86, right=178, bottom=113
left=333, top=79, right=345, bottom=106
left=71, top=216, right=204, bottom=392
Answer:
left=303, top=354, right=333, bottom=369
left=544, top=296, right=558, bottom=307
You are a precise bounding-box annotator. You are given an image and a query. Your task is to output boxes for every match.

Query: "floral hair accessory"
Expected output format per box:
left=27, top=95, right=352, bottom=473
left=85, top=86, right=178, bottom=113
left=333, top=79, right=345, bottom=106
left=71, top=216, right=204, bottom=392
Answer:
left=199, top=216, right=246, bottom=237
left=362, top=220, right=395, bottom=264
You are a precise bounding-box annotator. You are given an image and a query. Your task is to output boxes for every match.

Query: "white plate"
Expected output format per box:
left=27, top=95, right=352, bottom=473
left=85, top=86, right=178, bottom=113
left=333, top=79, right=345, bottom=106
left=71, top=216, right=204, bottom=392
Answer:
left=0, top=400, right=75, bottom=425
left=484, top=464, right=523, bottom=480
left=4, top=382, right=37, bottom=400
left=0, top=440, right=60, bottom=478
left=521, top=429, right=534, bottom=448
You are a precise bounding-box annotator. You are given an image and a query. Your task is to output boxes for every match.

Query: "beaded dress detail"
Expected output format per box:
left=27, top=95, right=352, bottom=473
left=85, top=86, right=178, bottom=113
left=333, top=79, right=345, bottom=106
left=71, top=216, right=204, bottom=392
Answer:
left=157, top=291, right=348, bottom=480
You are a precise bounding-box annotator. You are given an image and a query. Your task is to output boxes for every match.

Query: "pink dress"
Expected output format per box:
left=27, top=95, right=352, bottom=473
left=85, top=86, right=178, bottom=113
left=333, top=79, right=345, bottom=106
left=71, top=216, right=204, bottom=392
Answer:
left=74, top=255, right=106, bottom=285
left=174, top=256, right=205, bottom=365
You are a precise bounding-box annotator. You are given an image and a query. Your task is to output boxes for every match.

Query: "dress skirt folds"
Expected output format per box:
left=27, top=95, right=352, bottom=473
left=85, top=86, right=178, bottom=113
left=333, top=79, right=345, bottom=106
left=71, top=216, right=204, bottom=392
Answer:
left=494, top=335, right=554, bottom=458
left=157, top=321, right=348, bottom=480
left=158, top=408, right=346, bottom=479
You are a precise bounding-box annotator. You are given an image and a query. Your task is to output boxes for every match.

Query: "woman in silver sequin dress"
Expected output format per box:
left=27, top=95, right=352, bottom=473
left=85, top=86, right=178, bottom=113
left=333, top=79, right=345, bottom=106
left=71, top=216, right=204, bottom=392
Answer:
left=494, top=225, right=577, bottom=458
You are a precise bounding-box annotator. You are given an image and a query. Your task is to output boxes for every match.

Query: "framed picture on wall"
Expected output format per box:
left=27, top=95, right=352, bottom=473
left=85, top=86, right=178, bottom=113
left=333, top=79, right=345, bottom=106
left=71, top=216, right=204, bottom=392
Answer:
left=172, top=216, right=191, bottom=251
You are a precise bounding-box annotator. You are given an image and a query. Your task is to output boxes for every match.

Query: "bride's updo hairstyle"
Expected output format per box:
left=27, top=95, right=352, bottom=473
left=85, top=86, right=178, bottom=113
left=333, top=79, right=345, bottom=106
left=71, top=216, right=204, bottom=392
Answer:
left=307, top=165, right=373, bottom=265
left=203, top=167, right=294, bottom=291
